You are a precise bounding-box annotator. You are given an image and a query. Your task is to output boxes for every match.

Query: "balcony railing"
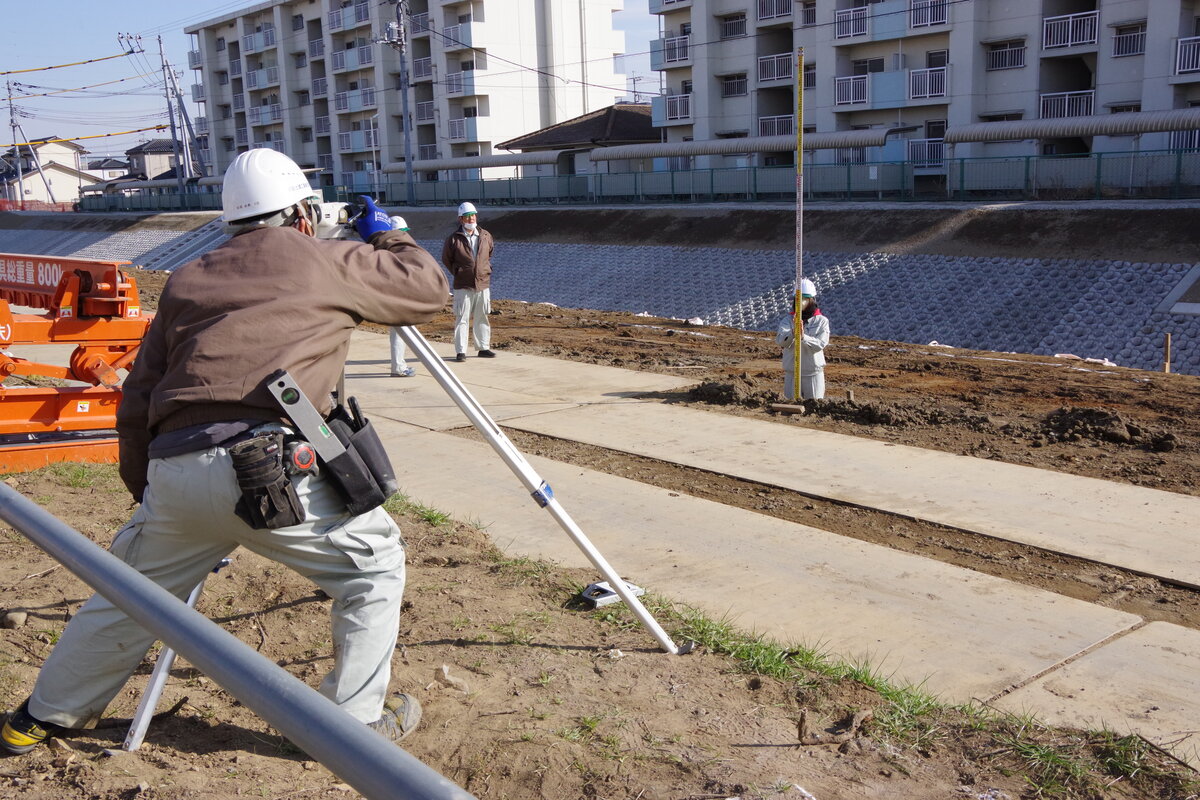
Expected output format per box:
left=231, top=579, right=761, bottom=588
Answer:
left=246, top=65, right=280, bottom=89
left=309, top=39, right=325, bottom=58
left=247, top=104, right=282, bottom=126
left=192, top=84, right=205, bottom=101
left=757, top=114, right=792, bottom=136
left=449, top=118, right=467, bottom=140
left=241, top=28, right=276, bottom=54
left=800, top=3, right=816, bottom=26
left=230, top=59, right=242, bottom=77
left=413, top=57, right=432, bottom=79
left=720, top=16, right=747, bottom=38
left=986, top=46, right=1025, bottom=71
left=758, top=53, right=792, bottom=82
left=195, top=116, right=209, bottom=134
left=443, top=24, right=461, bottom=45
left=1169, top=129, right=1200, bottom=149
left=757, top=0, right=790, bottom=21
left=446, top=71, right=465, bottom=94
left=834, top=75, right=868, bottom=105
left=317, top=153, right=334, bottom=171
left=331, top=46, right=374, bottom=72
left=235, top=127, right=248, bottom=145
left=411, top=12, right=429, bottom=33
left=909, top=66, right=946, bottom=99
left=1043, top=11, right=1098, bottom=49
left=233, top=95, right=245, bottom=110
left=663, top=35, right=689, bottom=63
left=333, top=87, right=376, bottom=112
left=1112, top=30, right=1145, bottom=57
left=804, top=67, right=816, bottom=89
left=312, top=77, right=327, bottom=97
left=253, top=140, right=285, bottom=152
left=835, top=7, right=868, bottom=38
left=1040, top=89, right=1094, bottom=118
left=1177, top=36, right=1200, bottom=74
left=836, top=146, right=866, bottom=164
left=416, top=101, right=434, bottom=121
left=665, top=93, right=691, bottom=120
left=327, top=2, right=369, bottom=31
left=907, top=138, right=944, bottom=168
left=418, top=144, right=438, bottom=160
left=909, top=0, right=947, bottom=28
left=316, top=116, right=331, bottom=134
left=188, top=50, right=202, bottom=69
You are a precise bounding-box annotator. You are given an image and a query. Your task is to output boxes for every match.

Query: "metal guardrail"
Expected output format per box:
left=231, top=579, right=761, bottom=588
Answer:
left=0, top=483, right=476, bottom=800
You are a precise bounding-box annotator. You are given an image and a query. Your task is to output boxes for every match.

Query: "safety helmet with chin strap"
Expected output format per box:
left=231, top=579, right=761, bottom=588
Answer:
left=221, top=149, right=317, bottom=226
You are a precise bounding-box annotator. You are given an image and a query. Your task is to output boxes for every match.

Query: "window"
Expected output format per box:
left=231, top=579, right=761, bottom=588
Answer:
left=1112, top=23, right=1146, bottom=57
left=852, top=57, right=885, bottom=75
left=680, top=22, right=692, bottom=36
left=986, top=40, right=1025, bottom=70
left=721, top=74, right=747, bottom=97
left=222, top=137, right=234, bottom=152
left=294, top=52, right=307, bottom=68
left=219, top=104, right=232, bottom=119
left=297, top=90, right=311, bottom=106
left=926, top=50, right=948, bottom=68
left=979, top=112, right=1022, bottom=122
left=925, top=119, right=946, bottom=138
left=461, top=60, right=474, bottom=71
left=292, top=14, right=305, bottom=31
left=218, top=71, right=229, bottom=85
left=216, top=37, right=226, bottom=51
left=300, top=127, right=314, bottom=143
left=800, top=1, right=816, bottom=27
left=457, top=13, right=471, bottom=24
left=1109, top=103, right=1141, bottom=113
left=804, top=62, right=816, bottom=89
left=719, top=13, right=747, bottom=39
left=463, top=106, right=478, bottom=117
left=681, top=79, right=693, bottom=94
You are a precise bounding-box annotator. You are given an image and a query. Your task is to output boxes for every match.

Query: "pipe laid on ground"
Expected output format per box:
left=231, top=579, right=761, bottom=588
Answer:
left=0, top=482, right=475, bottom=800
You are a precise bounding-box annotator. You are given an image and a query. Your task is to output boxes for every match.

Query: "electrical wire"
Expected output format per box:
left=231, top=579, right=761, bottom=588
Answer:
left=5, top=73, right=163, bottom=101
left=1, top=51, right=138, bottom=76
left=1, top=125, right=169, bottom=149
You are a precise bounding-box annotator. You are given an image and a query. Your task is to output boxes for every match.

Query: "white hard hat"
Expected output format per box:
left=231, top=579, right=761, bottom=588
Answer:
left=800, top=278, right=817, bottom=298
left=222, top=149, right=316, bottom=223
left=389, top=215, right=408, bottom=231
left=457, top=201, right=477, bottom=216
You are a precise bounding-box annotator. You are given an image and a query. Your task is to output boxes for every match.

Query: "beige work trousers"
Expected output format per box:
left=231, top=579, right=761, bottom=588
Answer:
left=452, top=288, right=491, bottom=354
left=28, top=444, right=406, bottom=728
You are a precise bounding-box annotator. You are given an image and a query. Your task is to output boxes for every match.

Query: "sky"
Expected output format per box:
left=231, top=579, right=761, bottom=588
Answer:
left=2, top=0, right=658, bottom=163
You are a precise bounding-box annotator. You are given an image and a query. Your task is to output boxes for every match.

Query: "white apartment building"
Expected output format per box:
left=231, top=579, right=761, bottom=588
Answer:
left=186, top=0, right=626, bottom=190
left=650, top=0, right=1200, bottom=169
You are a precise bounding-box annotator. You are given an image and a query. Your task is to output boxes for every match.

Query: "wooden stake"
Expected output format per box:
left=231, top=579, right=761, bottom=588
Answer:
left=1163, top=332, right=1172, bottom=374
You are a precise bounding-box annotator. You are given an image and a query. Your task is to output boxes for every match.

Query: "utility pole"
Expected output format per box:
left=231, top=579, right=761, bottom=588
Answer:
left=159, top=35, right=186, bottom=197
left=6, top=81, right=25, bottom=207
left=378, top=1, right=416, bottom=206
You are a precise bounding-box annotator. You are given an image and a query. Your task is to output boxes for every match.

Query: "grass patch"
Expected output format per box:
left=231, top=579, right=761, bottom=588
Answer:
left=383, top=492, right=452, bottom=527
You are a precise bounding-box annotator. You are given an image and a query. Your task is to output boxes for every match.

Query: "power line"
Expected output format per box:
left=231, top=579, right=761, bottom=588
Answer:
left=1, top=50, right=138, bottom=76
left=6, top=73, right=162, bottom=101
left=1, top=125, right=169, bottom=149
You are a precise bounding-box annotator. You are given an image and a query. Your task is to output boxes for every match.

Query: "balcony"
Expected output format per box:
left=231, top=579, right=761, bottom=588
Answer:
left=1178, top=36, right=1200, bottom=75
left=442, top=24, right=475, bottom=50
left=649, top=0, right=691, bottom=12
left=197, top=148, right=211, bottom=165
left=416, top=101, right=434, bottom=121
left=317, top=153, right=334, bottom=171
left=252, top=140, right=285, bottom=152
left=328, top=2, right=370, bottom=31
left=757, top=0, right=790, bottom=22
left=247, top=104, right=283, bottom=126
left=337, top=129, right=377, bottom=152
left=195, top=116, right=209, bottom=135
left=757, top=114, right=793, bottom=136
left=241, top=28, right=277, bottom=54
left=333, top=87, right=377, bottom=112
left=908, top=138, right=944, bottom=168
left=1043, top=11, right=1098, bottom=49
left=236, top=127, right=248, bottom=145
left=188, top=50, right=202, bottom=69
left=312, top=77, right=328, bottom=97
left=1112, top=29, right=1145, bottom=58
left=233, top=94, right=245, bottom=111
left=1040, top=90, right=1094, bottom=118
left=909, top=0, right=947, bottom=28
left=316, top=116, right=331, bottom=134
left=651, top=92, right=691, bottom=125
left=418, top=144, right=439, bottom=160
left=834, top=75, right=868, bottom=105
left=835, top=7, right=868, bottom=39
left=192, top=83, right=206, bottom=102
left=446, top=71, right=476, bottom=95
left=758, top=53, right=792, bottom=83
left=245, top=66, right=280, bottom=90
left=908, top=66, right=946, bottom=99
left=309, top=39, right=325, bottom=58
left=411, top=13, right=429, bottom=35
left=331, top=46, right=374, bottom=72
left=986, top=45, right=1025, bottom=71
left=650, top=35, right=690, bottom=70
left=230, top=58, right=242, bottom=77
left=413, top=57, right=433, bottom=79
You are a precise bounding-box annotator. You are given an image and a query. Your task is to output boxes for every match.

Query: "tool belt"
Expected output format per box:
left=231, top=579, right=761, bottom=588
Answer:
left=229, top=432, right=306, bottom=530
left=321, top=401, right=398, bottom=516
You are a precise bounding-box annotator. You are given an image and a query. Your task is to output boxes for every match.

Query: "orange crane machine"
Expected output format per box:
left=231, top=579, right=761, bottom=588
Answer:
left=0, top=253, right=150, bottom=472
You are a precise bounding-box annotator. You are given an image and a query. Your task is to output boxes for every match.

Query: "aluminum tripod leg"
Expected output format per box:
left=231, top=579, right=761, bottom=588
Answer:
left=397, top=326, right=688, bottom=655
left=124, top=558, right=230, bottom=750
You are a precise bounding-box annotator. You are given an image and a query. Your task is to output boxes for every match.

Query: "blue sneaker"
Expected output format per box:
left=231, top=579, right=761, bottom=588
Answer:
left=391, top=367, right=416, bottom=377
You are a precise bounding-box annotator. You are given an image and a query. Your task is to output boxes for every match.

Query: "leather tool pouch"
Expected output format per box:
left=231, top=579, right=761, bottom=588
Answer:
left=321, top=400, right=399, bottom=516
left=229, top=433, right=306, bottom=529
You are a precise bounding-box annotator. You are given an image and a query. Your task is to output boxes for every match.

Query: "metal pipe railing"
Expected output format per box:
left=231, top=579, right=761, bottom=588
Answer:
left=0, top=483, right=475, bottom=800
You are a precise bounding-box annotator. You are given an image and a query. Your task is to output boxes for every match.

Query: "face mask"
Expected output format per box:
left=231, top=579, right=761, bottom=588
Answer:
left=463, top=222, right=477, bottom=232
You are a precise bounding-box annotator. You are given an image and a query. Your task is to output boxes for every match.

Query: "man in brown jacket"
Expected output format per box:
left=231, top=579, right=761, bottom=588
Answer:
left=1, top=150, right=448, bottom=755
left=441, top=201, right=495, bottom=361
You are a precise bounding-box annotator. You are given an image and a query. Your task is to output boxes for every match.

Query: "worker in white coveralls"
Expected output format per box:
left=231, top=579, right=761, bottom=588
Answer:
left=1, top=149, right=449, bottom=755
left=387, top=215, right=418, bottom=377
left=776, top=278, right=830, bottom=400
left=441, top=201, right=496, bottom=362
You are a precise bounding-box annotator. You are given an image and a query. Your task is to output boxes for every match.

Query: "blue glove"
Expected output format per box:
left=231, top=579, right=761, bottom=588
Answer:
left=354, top=196, right=391, bottom=240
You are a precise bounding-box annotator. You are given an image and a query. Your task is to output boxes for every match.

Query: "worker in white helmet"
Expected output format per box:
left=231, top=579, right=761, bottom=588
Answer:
left=1, top=149, right=448, bottom=756
left=776, top=277, right=830, bottom=401
left=387, top=215, right=418, bottom=377
left=441, top=201, right=496, bottom=361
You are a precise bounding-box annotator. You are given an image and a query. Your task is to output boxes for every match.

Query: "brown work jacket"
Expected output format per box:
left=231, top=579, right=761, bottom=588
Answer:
left=441, top=226, right=494, bottom=290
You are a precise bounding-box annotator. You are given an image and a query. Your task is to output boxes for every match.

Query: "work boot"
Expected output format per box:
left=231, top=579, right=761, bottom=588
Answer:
left=1, top=701, right=64, bottom=755
left=454, top=353, right=466, bottom=362
left=367, top=693, right=422, bottom=744
left=477, top=350, right=496, bottom=358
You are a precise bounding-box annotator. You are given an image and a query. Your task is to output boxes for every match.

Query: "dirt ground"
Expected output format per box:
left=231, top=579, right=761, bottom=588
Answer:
left=0, top=266, right=1197, bottom=798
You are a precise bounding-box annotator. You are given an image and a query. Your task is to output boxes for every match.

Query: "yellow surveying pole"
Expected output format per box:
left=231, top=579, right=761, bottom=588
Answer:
left=792, top=47, right=805, bottom=400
